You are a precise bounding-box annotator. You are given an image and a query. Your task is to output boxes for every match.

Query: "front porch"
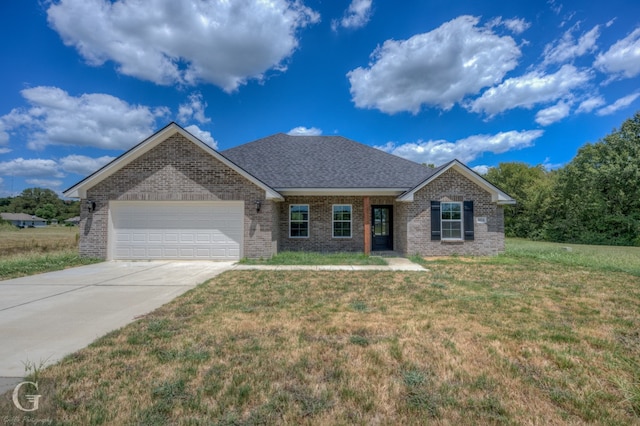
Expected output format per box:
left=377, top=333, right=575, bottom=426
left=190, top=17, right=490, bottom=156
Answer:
left=276, top=195, right=405, bottom=255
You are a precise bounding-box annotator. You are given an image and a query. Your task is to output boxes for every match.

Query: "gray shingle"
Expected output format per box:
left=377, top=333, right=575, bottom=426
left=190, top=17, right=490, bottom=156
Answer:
left=221, top=133, right=439, bottom=189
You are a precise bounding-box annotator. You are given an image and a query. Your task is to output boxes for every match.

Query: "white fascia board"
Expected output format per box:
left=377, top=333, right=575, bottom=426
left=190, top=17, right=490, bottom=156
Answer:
left=276, top=188, right=408, bottom=197
left=63, top=123, right=283, bottom=201
left=397, top=160, right=516, bottom=204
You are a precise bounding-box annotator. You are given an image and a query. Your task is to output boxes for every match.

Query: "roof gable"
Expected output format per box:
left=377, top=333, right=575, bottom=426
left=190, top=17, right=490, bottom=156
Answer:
left=397, top=160, right=516, bottom=204
left=63, top=123, right=283, bottom=200
left=221, top=133, right=436, bottom=191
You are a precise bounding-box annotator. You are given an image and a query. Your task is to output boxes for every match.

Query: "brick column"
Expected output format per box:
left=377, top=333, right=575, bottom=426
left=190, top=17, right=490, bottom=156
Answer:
left=363, top=196, right=371, bottom=255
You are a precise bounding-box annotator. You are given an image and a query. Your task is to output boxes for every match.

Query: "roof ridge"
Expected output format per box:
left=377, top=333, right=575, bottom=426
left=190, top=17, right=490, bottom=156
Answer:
left=222, top=133, right=434, bottom=189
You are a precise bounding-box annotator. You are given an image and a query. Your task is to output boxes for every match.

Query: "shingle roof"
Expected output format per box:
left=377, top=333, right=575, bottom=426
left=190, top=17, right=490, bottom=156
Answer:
left=221, top=133, right=440, bottom=189
left=1, top=213, right=46, bottom=221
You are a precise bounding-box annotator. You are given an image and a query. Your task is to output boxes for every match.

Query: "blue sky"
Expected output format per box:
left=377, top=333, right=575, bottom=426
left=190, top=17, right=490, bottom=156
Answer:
left=1, top=0, right=639, bottom=197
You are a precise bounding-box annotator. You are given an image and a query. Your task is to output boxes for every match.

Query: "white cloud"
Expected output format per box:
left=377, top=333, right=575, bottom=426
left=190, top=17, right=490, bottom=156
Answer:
left=177, top=93, right=210, bottom=124
left=60, top=155, right=115, bottom=176
left=576, top=96, right=605, bottom=113
left=559, top=12, right=576, bottom=29
left=0, top=148, right=11, bottom=154
left=287, top=126, right=322, bottom=136
left=472, top=165, right=490, bottom=175
left=347, top=15, right=521, bottom=114
left=535, top=101, right=571, bottom=126
left=503, top=18, right=531, bottom=34
left=0, top=86, right=166, bottom=150
left=332, top=0, right=372, bottom=31
left=596, top=92, right=640, bottom=116
left=469, top=64, right=592, bottom=116
left=26, top=179, right=63, bottom=189
left=377, top=130, right=543, bottom=165
left=594, top=27, right=640, bottom=79
left=184, top=125, right=217, bottom=149
left=0, top=158, right=64, bottom=178
left=542, top=24, right=600, bottom=65
left=548, top=0, right=563, bottom=15
left=487, top=17, right=531, bottom=34
left=542, top=157, right=564, bottom=171
left=0, top=124, right=8, bottom=145
left=47, top=0, right=320, bottom=92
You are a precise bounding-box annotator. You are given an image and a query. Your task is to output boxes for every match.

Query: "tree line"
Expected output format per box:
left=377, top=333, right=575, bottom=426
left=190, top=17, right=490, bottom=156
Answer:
left=0, top=187, right=80, bottom=223
left=485, top=111, right=640, bottom=247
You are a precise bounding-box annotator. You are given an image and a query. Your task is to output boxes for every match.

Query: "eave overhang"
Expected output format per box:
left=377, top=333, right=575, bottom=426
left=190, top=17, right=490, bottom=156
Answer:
left=397, top=160, right=516, bottom=204
left=275, top=188, right=409, bottom=197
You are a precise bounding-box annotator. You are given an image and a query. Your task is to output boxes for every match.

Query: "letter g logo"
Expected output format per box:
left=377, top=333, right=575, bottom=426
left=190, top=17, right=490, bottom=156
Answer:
left=12, top=381, right=41, bottom=412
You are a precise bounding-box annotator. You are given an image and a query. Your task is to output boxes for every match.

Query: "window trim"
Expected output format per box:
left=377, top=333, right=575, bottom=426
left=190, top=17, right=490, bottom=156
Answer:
left=332, top=204, right=352, bottom=239
left=440, top=201, right=463, bottom=241
left=289, top=204, right=309, bottom=238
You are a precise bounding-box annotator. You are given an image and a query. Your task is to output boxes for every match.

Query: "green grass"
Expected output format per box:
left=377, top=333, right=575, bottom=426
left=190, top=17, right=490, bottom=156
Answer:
left=0, top=250, right=102, bottom=280
left=503, top=238, right=640, bottom=276
left=239, top=250, right=387, bottom=265
left=5, top=242, right=639, bottom=424
left=0, top=226, right=101, bottom=279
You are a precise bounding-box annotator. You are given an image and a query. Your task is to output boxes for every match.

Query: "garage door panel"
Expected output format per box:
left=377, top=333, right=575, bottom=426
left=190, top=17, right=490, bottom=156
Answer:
left=132, top=233, right=147, bottom=242
left=179, top=248, right=195, bottom=257
left=164, top=233, right=179, bottom=242
left=110, top=202, right=243, bottom=260
left=147, top=248, right=163, bottom=257
left=196, top=234, right=211, bottom=243
left=115, top=234, right=131, bottom=243
left=131, top=247, right=148, bottom=257
left=148, top=233, right=162, bottom=243
left=163, top=248, right=179, bottom=257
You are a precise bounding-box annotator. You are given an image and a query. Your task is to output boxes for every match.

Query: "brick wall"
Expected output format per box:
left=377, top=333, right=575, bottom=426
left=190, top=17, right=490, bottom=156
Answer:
left=79, top=133, right=275, bottom=259
left=277, top=196, right=398, bottom=253
left=404, top=168, right=505, bottom=256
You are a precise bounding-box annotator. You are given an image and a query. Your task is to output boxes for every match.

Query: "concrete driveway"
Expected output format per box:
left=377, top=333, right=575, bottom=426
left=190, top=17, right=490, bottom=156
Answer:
left=0, top=261, right=234, bottom=391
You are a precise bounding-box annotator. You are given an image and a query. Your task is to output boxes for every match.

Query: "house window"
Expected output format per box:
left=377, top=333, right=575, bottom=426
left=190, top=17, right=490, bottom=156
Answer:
left=289, top=204, right=309, bottom=238
left=441, top=202, right=462, bottom=240
left=431, top=200, right=474, bottom=241
left=332, top=205, right=352, bottom=238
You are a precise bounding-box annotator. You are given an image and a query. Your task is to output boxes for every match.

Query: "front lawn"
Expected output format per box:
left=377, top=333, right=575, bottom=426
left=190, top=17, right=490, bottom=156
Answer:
left=505, top=237, right=640, bottom=276
left=5, top=252, right=639, bottom=424
left=239, top=250, right=387, bottom=265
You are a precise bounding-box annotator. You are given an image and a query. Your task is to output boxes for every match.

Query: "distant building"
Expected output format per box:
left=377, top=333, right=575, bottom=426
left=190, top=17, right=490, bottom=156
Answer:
left=64, top=216, right=81, bottom=226
left=0, top=213, right=48, bottom=228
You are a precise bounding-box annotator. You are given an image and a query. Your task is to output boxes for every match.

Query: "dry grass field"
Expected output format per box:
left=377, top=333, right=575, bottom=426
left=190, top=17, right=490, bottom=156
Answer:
left=0, top=225, right=79, bottom=257
left=0, top=226, right=100, bottom=279
left=4, top=247, right=639, bottom=424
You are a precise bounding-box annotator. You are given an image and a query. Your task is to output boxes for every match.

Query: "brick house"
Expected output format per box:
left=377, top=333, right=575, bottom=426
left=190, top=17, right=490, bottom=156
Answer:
left=63, top=122, right=515, bottom=260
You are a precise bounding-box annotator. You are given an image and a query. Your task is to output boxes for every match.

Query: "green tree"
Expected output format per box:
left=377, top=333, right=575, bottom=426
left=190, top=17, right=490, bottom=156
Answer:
left=9, top=188, right=61, bottom=215
left=548, top=111, right=640, bottom=245
left=5, top=188, right=80, bottom=222
left=0, top=197, right=12, bottom=212
left=485, top=162, right=554, bottom=239
left=35, top=203, right=58, bottom=220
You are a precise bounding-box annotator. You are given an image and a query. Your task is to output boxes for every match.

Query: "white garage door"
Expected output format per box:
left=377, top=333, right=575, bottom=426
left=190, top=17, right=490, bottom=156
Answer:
left=109, top=201, right=243, bottom=260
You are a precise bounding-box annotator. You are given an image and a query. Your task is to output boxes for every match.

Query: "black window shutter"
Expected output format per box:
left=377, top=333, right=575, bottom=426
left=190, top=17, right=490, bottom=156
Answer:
left=430, top=201, right=441, bottom=241
left=464, top=201, right=474, bottom=241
